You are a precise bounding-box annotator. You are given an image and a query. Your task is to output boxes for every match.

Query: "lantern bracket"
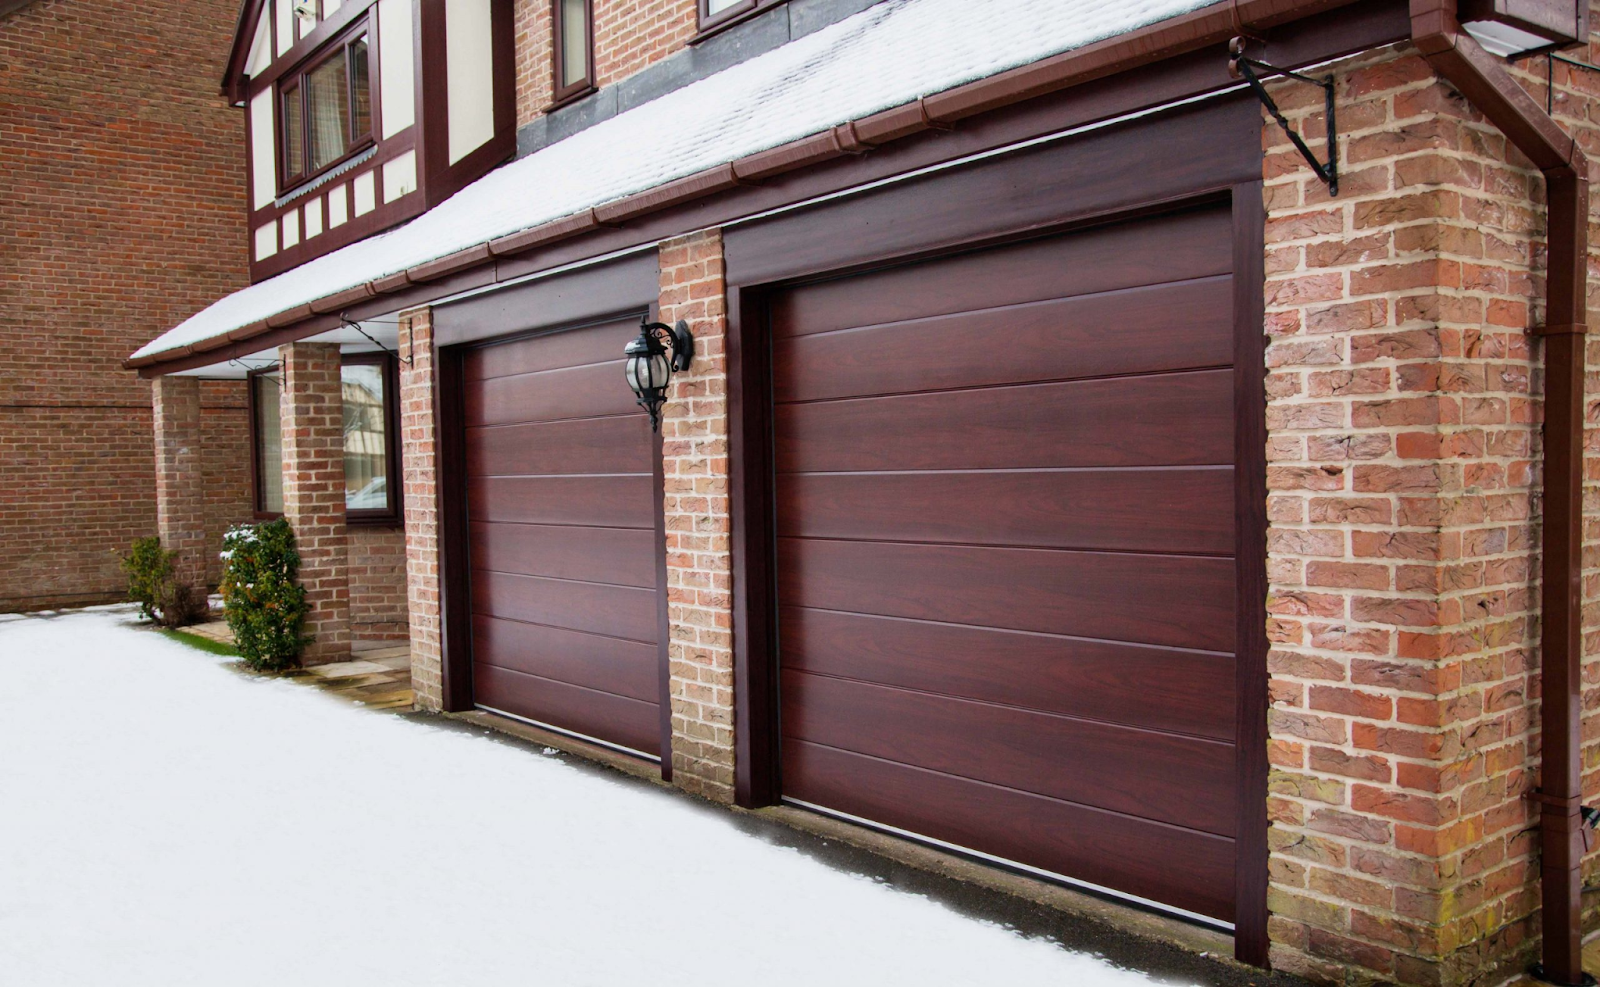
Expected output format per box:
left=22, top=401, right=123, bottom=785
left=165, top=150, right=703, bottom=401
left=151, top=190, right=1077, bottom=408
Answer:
left=1229, top=38, right=1338, bottom=195
left=641, top=318, right=694, bottom=373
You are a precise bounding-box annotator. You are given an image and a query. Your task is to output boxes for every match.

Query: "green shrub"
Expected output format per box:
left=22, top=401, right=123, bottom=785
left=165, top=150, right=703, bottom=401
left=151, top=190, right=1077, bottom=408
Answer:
left=219, top=519, right=310, bottom=671
left=120, top=536, right=207, bottom=628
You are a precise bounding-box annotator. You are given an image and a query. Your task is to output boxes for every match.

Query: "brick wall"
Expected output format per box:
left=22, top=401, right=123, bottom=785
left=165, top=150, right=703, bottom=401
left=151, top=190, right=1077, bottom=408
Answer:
left=280, top=342, right=351, bottom=663
left=0, top=0, right=250, bottom=611
left=1258, top=37, right=1600, bottom=985
left=349, top=525, right=410, bottom=643
left=200, top=380, right=252, bottom=587
left=513, top=0, right=696, bottom=126
left=151, top=376, right=207, bottom=593
left=658, top=230, right=735, bottom=801
left=399, top=307, right=444, bottom=710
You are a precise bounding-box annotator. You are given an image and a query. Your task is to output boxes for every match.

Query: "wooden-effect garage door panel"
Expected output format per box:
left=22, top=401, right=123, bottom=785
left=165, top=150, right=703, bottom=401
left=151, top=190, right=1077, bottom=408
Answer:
left=464, top=317, right=661, bottom=756
left=772, top=204, right=1238, bottom=920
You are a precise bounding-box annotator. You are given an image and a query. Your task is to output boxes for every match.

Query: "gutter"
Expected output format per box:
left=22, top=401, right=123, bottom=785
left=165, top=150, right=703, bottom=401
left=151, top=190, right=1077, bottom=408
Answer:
left=125, top=0, right=1369, bottom=375
left=1408, top=2, right=1592, bottom=983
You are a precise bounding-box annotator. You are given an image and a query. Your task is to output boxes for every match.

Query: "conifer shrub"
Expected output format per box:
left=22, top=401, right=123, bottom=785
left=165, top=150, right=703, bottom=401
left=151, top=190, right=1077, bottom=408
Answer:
left=219, top=520, right=309, bottom=671
left=121, top=537, right=207, bottom=628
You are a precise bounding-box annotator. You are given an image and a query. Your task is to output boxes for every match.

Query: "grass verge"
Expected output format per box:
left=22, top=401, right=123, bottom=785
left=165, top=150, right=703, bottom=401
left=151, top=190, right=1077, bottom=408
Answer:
left=159, top=626, right=240, bottom=658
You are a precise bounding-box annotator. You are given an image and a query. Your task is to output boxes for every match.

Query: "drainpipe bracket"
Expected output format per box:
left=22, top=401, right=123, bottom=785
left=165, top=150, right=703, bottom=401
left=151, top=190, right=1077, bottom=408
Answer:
left=1533, top=322, right=1589, bottom=336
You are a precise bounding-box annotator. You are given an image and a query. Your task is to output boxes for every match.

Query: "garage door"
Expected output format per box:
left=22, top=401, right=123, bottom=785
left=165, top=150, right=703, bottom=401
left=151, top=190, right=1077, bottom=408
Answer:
left=462, top=316, right=664, bottom=758
left=771, top=205, right=1240, bottom=922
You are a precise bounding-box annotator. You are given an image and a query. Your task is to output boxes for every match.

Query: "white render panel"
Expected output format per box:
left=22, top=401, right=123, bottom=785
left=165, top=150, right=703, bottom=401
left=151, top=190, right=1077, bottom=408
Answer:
left=282, top=210, right=301, bottom=249
left=274, top=0, right=292, bottom=56
left=135, top=0, right=1221, bottom=359
left=383, top=150, right=417, bottom=202
left=325, top=0, right=342, bottom=13
left=305, top=197, right=324, bottom=238
left=249, top=91, right=277, bottom=210
left=328, top=183, right=349, bottom=227
left=378, top=0, right=416, bottom=139
left=255, top=222, right=278, bottom=260
left=445, top=0, right=495, bottom=165
left=353, top=172, right=377, bottom=217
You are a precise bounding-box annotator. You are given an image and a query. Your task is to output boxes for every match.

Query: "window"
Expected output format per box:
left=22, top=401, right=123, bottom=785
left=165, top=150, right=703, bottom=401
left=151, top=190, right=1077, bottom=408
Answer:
left=278, top=22, right=374, bottom=190
left=248, top=353, right=401, bottom=524
left=551, top=0, right=593, bottom=105
left=698, top=0, right=784, bottom=33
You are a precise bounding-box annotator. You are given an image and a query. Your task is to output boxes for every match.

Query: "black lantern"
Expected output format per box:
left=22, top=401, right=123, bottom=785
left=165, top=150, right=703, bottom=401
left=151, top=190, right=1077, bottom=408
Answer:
left=624, top=316, right=694, bottom=431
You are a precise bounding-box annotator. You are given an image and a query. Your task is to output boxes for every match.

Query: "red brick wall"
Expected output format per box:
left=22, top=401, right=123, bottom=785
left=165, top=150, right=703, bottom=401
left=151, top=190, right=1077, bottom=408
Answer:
left=279, top=342, right=351, bottom=663
left=398, top=306, right=444, bottom=709
left=513, top=0, right=696, bottom=127
left=0, top=0, right=251, bottom=610
left=349, top=525, right=409, bottom=643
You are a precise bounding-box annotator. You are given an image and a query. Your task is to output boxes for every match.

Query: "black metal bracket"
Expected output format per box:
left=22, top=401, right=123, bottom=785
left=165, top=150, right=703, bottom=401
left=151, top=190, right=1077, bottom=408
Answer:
left=1229, top=38, right=1338, bottom=195
left=340, top=312, right=412, bottom=367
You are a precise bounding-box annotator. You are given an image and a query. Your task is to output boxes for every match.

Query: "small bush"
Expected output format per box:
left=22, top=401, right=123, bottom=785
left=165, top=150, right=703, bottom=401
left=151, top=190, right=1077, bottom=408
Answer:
left=219, top=519, right=310, bottom=671
left=120, top=537, right=207, bottom=628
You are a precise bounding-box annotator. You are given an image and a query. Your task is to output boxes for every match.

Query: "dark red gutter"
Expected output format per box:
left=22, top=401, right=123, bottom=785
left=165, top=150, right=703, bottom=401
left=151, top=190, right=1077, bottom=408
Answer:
left=1410, top=1, right=1591, bottom=983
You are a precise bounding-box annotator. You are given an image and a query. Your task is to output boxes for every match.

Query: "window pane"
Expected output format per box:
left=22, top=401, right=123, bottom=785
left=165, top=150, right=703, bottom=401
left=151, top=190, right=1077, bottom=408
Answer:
left=349, top=36, right=371, bottom=140
left=306, top=53, right=351, bottom=171
left=342, top=362, right=389, bottom=511
left=255, top=372, right=284, bottom=514
left=560, top=0, right=588, bottom=88
left=282, top=83, right=303, bottom=177
left=706, top=0, right=742, bottom=15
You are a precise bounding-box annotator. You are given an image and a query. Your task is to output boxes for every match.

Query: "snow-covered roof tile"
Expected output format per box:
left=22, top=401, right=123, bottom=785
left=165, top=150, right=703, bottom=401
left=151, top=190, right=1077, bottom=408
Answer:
left=132, top=0, right=1216, bottom=362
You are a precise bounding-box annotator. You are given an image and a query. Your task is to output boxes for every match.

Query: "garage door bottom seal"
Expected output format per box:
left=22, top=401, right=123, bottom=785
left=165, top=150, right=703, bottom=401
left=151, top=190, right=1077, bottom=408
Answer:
left=782, top=797, right=1233, bottom=934
left=476, top=704, right=661, bottom=764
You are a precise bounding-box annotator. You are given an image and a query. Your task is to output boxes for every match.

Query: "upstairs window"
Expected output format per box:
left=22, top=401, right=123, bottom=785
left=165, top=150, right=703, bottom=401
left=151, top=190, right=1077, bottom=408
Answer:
left=551, top=0, right=594, bottom=105
left=279, top=22, right=374, bottom=191
left=699, top=0, right=784, bottom=33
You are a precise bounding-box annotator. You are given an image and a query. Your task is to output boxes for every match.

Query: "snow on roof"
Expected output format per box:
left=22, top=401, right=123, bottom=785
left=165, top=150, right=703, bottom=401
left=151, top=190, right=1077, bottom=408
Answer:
left=133, top=0, right=1216, bottom=361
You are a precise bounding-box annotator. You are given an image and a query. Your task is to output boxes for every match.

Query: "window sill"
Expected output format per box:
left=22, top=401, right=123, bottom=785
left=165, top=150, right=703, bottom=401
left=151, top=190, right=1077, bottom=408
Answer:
left=545, top=85, right=598, bottom=114
left=690, top=2, right=782, bottom=45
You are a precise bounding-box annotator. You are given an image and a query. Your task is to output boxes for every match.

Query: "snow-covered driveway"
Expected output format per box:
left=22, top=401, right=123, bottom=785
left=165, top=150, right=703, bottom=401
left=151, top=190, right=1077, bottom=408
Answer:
left=0, top=610, right=1187, bottom=987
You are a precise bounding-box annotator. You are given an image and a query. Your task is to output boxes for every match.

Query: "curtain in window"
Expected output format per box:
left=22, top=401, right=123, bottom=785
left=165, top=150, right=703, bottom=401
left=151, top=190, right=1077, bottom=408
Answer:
left=306, top=54, right=350, bottom=171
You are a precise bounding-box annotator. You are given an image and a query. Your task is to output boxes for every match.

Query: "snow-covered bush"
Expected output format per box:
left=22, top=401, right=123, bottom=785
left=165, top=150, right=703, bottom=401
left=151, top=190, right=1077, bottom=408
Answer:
left=120, top=537, right=207, bottom=628
left=219, top=520, right=309, bottom=671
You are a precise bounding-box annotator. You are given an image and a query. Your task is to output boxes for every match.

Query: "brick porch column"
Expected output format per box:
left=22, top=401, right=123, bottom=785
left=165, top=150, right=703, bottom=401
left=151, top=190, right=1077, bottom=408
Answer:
left=151, top=375, right=207, bottom=597
left=658, top=230, right=735, bottom=802
left=280, top=341, right=349, bottom=664
left=397, top=306, right=444, bottom=710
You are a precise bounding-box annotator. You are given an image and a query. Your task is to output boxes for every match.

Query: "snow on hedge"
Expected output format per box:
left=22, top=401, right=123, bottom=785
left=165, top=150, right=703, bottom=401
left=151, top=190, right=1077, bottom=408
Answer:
left=132, top=0, right=1215, bottom=361
left=0, top=610, right=1191, bottom=986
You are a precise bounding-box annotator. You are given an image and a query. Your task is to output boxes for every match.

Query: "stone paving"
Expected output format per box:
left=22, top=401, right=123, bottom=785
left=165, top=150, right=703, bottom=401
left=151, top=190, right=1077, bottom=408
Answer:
left=186, top=619, right=414, bottom=711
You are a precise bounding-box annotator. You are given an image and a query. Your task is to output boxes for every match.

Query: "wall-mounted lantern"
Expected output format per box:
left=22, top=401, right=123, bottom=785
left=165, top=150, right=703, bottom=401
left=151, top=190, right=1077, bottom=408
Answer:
left=624, top=317, right=694, bottom=432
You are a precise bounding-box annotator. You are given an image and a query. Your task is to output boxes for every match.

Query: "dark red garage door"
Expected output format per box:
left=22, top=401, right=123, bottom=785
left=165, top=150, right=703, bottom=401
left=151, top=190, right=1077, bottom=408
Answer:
left=462, top=317, right=663, bottom=758
left=771, top=205, right=1240, bottom=922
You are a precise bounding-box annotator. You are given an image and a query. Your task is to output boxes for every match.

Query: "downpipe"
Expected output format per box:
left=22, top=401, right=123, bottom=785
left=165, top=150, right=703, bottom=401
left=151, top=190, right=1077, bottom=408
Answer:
left=1409, top=1, right=1592, bottom=982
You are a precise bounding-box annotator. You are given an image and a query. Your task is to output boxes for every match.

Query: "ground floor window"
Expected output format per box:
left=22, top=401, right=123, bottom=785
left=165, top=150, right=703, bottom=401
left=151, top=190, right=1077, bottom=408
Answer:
left=248, top=352, right=400, bottom=523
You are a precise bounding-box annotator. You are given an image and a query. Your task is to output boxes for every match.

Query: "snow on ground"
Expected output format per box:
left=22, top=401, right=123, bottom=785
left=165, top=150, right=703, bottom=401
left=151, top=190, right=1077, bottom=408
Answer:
left=0, top=610, right=1188, bottom=987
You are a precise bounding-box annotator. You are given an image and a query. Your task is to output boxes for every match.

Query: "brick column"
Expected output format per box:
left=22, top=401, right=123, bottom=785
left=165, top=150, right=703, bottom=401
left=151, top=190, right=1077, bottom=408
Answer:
left=1259, top=46, right=1559, bottom=986
left=151, top=375, right=207, bottom=596
left=659, top=230, right=735, bottom=802
left=280, top=341, right=349, bottom=664
left=398, top=306, right=444, bottom=710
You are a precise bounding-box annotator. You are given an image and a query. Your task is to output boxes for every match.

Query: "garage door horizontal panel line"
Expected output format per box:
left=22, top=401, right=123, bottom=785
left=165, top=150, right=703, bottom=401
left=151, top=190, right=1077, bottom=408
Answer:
left=471, top=657, right=662, bottom=708
left=774, top=464, right=1236, bottom=477
left=466, top=410, right=648, bottom=431
left=471, top=567, right=656, bottom=593
left=470, top=472, right=652, bottom=480
left=773, top=364, right=1235, bottom=408
left=467, top=355, right=630, bottom=384
left=782, top=535, right=1235, bottom=562
left=781, top=605, right=1236, bottom=659
left=771, top=273, right=1235, bottom=343
left=781, top=533, right=1235, bottom=559
left=783, top=735, right=1236, bottom=840
left=466, top=610, right=659, bottom=648
left=785, top=665, right=1236, bottom=746
left=466, top=518, right=655, bottom=533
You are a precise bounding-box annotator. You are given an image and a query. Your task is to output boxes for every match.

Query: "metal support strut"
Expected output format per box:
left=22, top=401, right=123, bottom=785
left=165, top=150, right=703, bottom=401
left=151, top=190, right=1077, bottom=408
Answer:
left=1229, top=37, right=1339, bottom=195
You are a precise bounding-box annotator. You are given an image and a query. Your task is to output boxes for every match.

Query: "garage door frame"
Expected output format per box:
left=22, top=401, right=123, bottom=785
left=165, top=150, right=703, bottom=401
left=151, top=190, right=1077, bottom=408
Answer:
left=722, top=98, right=1269, bottom=960
left=432, top=252, right=674, bottom=778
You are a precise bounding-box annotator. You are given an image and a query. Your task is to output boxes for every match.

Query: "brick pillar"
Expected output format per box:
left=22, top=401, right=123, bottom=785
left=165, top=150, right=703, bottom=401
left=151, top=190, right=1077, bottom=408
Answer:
left=280, top=341, right=349, bottom=664
left=151, top=375, right=207, bottom=595
left=398, top=306, right=443, bottom=710
left=1260, top=46, right=1556, bottom=986
left=659, top=230, right=735, bottom=802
